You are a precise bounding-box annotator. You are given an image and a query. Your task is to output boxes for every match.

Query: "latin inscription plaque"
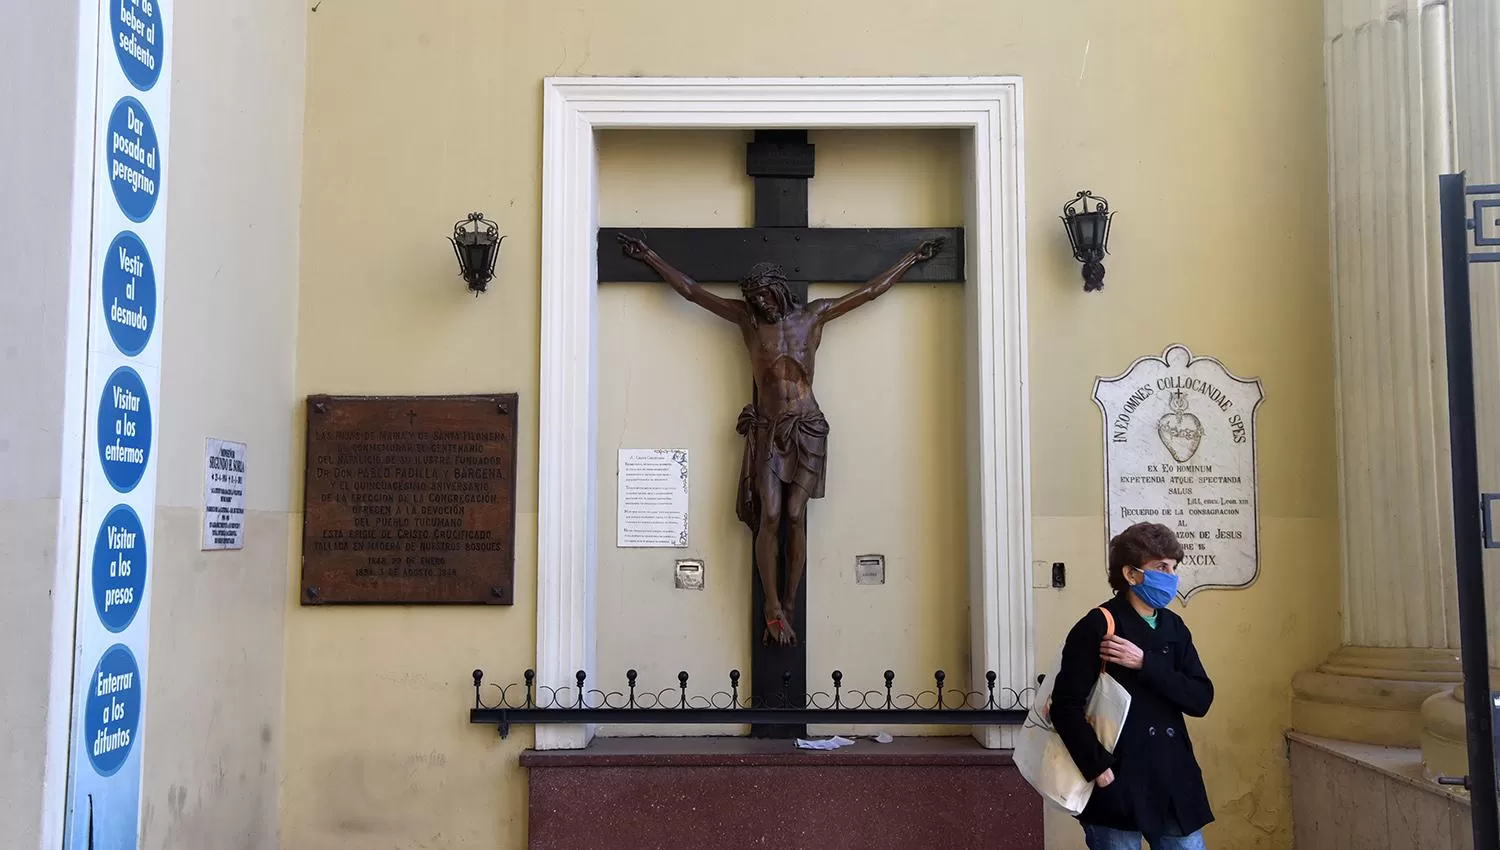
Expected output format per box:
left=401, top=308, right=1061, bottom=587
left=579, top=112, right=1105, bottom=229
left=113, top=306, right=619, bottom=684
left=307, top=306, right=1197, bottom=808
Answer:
left=1094, top=345, right=1264, bottom=601
left=300, top=394, right=517, bottom=605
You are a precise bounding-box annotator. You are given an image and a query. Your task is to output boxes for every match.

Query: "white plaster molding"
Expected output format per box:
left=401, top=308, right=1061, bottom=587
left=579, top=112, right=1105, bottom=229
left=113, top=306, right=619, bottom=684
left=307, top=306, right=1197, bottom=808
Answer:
left=537, top=77, right=1032, bottom=749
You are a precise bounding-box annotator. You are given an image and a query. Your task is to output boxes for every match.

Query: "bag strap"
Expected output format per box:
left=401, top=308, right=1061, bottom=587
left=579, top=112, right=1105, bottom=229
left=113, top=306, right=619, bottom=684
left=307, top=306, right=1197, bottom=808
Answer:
left=1097, top=607, right=1115, bottom=674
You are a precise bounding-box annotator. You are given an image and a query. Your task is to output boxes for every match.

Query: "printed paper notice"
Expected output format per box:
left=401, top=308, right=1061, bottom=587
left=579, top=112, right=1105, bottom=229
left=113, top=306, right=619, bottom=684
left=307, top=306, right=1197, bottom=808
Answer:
left=617, top=449, right=689, bottom=548
left=202, top=438, right=246, bottom=550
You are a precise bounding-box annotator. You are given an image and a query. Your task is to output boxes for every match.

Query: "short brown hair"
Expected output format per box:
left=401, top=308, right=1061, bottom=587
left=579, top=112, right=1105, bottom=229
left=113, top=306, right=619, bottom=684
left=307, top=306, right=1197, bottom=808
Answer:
left=1107, top=522, right=1184, bottom=593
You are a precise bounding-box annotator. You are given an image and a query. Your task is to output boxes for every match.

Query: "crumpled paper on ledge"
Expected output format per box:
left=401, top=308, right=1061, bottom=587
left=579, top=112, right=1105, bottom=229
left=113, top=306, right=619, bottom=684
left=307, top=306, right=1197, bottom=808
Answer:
left=794, top=735, right=856, bottom=750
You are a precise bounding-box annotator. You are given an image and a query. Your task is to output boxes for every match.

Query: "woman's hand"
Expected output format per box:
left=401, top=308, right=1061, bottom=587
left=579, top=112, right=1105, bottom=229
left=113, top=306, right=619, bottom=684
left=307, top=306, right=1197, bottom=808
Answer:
left=1100, top=635, right=1145, bottom=670
left=1095, top=768, right=1115, bottom=787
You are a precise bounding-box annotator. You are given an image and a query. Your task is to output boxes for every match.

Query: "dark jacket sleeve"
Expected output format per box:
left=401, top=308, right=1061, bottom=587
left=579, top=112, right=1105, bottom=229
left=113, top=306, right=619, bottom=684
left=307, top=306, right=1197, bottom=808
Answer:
left=1049, top=609, right=1113, bottom=781
left=1138, top=622, right=1214, bottom=717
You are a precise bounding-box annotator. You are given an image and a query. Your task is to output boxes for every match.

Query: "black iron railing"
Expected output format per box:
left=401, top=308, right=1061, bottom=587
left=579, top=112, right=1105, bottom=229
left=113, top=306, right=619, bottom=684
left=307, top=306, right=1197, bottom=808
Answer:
left=469, top=668, right=1032, bottom=739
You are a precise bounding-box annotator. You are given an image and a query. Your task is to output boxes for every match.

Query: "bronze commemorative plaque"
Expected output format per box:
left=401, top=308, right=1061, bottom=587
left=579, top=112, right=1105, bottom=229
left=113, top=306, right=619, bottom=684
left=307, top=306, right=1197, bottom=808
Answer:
left=300, top=394, right=517, bottom=605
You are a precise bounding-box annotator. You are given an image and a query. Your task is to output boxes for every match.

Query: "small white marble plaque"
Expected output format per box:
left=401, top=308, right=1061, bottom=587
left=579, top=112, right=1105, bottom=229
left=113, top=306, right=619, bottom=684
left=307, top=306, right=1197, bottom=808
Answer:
left=1094, top=345, right=1264, bottom=600
left=617, top=448, right=689, bottom=548
left=202, top=438, right=247, bottom=551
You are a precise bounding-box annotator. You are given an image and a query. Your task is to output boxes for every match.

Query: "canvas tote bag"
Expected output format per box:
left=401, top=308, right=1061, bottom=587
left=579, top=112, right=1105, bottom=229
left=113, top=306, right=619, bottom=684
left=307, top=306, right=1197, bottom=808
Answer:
left=1014, top=607, right=1132, bottom=815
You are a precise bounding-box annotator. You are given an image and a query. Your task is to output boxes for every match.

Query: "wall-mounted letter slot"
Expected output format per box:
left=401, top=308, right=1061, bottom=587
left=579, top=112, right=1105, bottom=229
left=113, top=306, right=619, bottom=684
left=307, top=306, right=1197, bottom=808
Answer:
left=674, top=559, right=704, bottom=590
left=855, top=554, right=885, bottom=585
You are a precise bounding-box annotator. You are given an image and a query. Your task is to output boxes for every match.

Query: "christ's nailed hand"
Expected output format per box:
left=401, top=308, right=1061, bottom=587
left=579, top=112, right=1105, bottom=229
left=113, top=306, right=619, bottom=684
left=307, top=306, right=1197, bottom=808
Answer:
left=914, top=238, right=945, bottom=261
left=618, top=233, right=650, bottom=260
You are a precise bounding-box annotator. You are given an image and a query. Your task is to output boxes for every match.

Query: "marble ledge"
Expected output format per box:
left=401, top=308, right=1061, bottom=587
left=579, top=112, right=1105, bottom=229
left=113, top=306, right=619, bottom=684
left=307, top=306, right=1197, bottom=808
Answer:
left=519, top=735, right=1017, bottom=768
left=1286, top=731, right=1470, bottom=805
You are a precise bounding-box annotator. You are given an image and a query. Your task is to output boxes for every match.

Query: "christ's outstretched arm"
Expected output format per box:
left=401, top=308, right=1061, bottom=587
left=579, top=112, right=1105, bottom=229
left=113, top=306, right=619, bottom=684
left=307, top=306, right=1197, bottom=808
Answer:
left=617, top=234, right=745, bottom=323
left=813, top=238, right=944, bottom=324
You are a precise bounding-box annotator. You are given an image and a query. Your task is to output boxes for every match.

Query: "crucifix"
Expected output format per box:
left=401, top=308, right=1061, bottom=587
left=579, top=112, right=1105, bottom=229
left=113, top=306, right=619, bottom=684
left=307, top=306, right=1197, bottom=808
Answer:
left=599, top=131, right=965, bottom=738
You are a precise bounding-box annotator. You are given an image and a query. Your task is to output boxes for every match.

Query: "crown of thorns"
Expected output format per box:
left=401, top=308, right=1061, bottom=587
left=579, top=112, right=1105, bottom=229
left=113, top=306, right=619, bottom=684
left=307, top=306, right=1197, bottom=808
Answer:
left=739, top=262, right=788, bottom=293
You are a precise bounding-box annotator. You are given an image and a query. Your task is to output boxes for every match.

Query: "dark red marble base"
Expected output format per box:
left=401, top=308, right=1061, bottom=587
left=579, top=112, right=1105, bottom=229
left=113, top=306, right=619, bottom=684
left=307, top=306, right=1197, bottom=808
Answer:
left=521, top=736, right=1044, bottom=850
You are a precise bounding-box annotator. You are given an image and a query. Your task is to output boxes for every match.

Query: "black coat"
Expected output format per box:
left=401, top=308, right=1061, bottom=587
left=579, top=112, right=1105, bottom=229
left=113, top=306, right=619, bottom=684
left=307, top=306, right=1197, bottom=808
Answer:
left=1049, top=593, right=1215, bottom=835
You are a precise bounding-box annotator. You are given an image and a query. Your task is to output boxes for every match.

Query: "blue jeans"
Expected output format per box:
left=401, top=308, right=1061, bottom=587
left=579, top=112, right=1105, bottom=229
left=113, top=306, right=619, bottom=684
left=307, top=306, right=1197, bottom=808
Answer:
left=1082, top=822, right=1206, bottom=850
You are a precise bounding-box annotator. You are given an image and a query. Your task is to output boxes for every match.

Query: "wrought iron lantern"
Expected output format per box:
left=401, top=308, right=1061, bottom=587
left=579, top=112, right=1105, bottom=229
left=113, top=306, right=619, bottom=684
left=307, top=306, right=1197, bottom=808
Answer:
left=449, top=211, right=504, bottom=294
left=1061, top=190, right=1114, bottom=292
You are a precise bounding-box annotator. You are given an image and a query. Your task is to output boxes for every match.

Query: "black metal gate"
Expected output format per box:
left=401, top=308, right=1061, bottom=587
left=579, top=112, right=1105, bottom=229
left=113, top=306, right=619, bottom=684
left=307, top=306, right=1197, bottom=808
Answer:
left=1437, top=172, right=1500, bottom=850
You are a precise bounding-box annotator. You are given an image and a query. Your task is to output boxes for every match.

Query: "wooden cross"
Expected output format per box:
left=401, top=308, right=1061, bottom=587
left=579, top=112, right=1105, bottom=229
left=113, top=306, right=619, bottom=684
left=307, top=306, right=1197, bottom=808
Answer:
left=598, top=130, right=965, bottom=737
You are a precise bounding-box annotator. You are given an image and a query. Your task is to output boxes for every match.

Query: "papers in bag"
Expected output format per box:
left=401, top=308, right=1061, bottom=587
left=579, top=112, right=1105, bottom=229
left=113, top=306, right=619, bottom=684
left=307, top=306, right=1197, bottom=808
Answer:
left=795, top=736, right=855, bottom=750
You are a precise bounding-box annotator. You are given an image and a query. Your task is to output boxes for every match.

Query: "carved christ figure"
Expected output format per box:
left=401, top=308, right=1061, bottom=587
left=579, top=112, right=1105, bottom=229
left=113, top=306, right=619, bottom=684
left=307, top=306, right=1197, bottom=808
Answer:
left=618, top=234, right=945, bottom=646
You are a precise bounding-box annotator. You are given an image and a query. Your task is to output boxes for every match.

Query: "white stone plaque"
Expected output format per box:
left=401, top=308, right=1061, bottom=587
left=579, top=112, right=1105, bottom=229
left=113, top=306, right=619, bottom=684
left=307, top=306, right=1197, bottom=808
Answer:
left=1094, top=345, right=1264, bottom=600
left=202, top=438, right=247, bottom=551
left=617, top=448, right=689, bottom=548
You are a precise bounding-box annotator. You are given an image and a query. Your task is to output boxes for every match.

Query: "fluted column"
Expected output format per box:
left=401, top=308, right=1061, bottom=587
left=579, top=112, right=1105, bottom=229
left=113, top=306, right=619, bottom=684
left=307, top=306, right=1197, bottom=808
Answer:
left=1426, top=0, right=1500, bottom=780
left=1453, top=0, right=1500, bottom=654
left=1298, top=0, right=1500, bottom=775
left=1292, top=0, right=1464, bottom=748
left=1328, top=0, right=1458, bottom=655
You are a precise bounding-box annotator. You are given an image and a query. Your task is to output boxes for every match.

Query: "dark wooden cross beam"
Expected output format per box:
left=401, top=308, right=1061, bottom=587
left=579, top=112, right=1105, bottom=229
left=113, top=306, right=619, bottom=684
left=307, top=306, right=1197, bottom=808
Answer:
left=597, top=131, right=966, bottom=298
left=597, top=130, right=965, bottom=739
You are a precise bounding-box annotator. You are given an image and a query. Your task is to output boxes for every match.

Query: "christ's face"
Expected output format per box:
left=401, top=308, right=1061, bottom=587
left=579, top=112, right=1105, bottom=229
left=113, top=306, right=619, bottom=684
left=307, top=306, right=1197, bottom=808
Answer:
left=746, top=285, right=784, bottom=323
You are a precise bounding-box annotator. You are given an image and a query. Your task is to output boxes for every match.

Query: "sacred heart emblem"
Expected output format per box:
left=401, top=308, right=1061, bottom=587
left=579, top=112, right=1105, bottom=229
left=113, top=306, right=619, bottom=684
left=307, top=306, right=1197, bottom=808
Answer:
left=1157, top=390, right=1204, bottom=463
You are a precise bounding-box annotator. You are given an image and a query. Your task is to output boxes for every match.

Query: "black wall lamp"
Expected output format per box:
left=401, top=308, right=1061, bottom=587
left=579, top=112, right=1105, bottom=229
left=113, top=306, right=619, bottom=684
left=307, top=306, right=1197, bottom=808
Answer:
left=1061, top=190, right=1114, bottom=292
left=449, top=211, right=504, bottom=295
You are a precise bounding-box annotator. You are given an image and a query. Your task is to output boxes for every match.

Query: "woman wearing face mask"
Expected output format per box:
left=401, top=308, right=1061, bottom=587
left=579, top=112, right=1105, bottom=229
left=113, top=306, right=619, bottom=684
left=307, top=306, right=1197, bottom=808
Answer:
left=1049, top=522, right=1215, bottom=850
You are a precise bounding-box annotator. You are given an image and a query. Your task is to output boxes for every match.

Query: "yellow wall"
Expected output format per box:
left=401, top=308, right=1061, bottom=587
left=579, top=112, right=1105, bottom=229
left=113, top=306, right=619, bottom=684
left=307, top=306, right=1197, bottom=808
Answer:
left=287, top=1, right=1336, bottom=849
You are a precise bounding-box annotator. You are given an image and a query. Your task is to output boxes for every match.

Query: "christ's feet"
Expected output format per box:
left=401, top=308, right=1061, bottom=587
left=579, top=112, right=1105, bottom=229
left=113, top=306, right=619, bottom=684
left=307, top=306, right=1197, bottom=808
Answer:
left=763, top=604, right=798, bottom=647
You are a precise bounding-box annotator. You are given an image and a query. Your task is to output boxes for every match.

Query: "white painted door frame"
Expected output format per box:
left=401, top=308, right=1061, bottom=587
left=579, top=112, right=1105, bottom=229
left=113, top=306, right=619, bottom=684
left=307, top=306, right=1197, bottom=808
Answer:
left=536, top=76, right=1032, bottom=750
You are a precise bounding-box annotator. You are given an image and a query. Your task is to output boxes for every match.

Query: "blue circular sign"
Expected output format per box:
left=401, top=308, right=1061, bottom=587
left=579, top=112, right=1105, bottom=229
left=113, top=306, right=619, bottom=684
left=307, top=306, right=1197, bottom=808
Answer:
left=110, top=0, right=163, bottom=91
left=92, top=506, right=147, bottom=633
left=97, top=367, right=152, bottom=493
left=85, top=644, right=141, bottom=777
left=101, top=232, right=156, bottom=356
left=106, top=98, right=161, bottom=223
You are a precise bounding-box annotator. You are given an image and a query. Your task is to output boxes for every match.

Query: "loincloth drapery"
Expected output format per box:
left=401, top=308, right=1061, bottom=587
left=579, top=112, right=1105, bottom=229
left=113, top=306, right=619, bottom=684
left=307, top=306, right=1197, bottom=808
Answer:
left=734, top=405, right=829, bottom=530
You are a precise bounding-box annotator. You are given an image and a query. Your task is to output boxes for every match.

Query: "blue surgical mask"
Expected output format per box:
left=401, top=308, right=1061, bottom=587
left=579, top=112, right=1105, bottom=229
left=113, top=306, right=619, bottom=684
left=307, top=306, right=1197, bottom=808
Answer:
left=1130, top=569, right=1179, bottom=609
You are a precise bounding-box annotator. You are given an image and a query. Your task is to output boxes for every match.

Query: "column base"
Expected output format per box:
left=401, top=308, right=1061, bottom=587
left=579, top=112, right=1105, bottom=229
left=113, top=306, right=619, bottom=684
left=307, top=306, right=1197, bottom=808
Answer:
left=1420, top=684, right=1468, bottom=782
left=1419, top=669, right=1500, bottom=783
left=1291, top=646, right=1461, bottom=747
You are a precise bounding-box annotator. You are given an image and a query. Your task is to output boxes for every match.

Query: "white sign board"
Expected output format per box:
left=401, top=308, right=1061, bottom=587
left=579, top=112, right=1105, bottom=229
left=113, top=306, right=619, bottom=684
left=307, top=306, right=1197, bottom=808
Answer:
left=202, top=438, right=246, bottom=550
left=66, top=0, right=172, bottom=845
left=1094, top=345, right=1264, bottom=601
left=617, top=449, right=689, bottom=548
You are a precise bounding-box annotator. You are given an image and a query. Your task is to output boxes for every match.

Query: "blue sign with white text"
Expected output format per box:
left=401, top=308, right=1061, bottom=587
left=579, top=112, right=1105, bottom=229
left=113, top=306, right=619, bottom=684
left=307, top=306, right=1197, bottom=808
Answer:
left=66, top=641, right=145, bottom=850
left=84, top=645, right=141, bottom=778
left=92, top=506, right=147, bottom=633
left=106, top=98, right=161, bottom=223
left=101, top=231, right=156, bottom=356
left=66, top=1, right=173, bottom=847
left=111, top=0, right=163, bottom=91
left=97, top=367, right=152, bottom=493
